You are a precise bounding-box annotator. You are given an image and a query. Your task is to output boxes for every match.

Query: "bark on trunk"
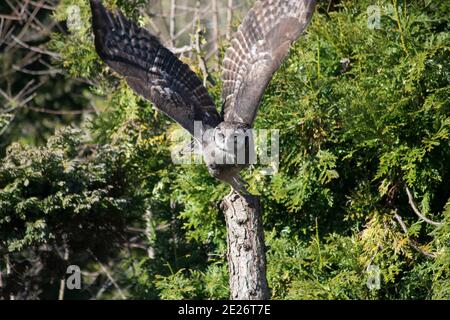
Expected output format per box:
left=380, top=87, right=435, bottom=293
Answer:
left=221, top=191, right=269, bottom=300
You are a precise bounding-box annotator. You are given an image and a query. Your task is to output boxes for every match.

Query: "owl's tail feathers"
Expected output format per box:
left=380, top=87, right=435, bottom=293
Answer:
left=230, top=175, right=250, bottom=197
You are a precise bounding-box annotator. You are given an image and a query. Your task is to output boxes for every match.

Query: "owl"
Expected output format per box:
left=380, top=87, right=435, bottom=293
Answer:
left=90, top=0, right=316, bottom=193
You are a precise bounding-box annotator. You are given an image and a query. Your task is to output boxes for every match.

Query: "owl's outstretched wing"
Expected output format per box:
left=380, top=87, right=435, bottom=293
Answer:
left=90, top=0, right=221, bottom=135
left=221, top=0, right=316, bottom=126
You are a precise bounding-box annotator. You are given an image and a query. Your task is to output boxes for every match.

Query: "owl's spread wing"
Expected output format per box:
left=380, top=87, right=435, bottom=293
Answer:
left=90, top=0, right=221, bottom=136
left=221, top=0, right=316, bottom=126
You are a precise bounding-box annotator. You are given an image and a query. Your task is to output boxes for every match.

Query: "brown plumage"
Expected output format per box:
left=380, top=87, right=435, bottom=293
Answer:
left=90, top=0, right=221, bottom=135
left=222, top=0, right=316, bottom=126
left=90, top=0, right=316, bottom=193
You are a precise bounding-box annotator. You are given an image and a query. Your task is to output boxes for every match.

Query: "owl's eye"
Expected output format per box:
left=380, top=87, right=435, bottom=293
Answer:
left=233, top=129, right=247, bottom=148
left=217, top=133, right=225, bottom=142
left=213, top=128, right=228, bottom=150
left=234, top=129, right=245, bottom=137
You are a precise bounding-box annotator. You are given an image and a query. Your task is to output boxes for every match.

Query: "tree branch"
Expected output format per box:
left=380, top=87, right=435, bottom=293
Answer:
left=58, top=240, right=70, bottom=300
left=4, top=254, right=15, bottom=300
left=226, top=0, right=233, bottom=41
left=405, top=186, right=442, bottom=226
left=393, top=213, right=436, bottom=259
left=88, top=250, right=127, bottom=299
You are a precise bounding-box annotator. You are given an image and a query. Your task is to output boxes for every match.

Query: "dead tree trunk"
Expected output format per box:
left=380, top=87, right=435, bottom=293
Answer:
left=221, top=192, right=269, bottom=300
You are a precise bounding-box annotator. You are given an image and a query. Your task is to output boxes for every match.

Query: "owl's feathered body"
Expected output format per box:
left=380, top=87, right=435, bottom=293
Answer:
left=90, top=0, right=316, bottom=193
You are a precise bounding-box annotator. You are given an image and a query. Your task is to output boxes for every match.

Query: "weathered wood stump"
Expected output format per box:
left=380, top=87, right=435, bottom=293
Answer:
left=221, top=192, right=269, bottom=300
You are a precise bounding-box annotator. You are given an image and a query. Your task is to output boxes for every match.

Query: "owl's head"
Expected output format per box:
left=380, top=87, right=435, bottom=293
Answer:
left=213, top=122, right=253, bottom=164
